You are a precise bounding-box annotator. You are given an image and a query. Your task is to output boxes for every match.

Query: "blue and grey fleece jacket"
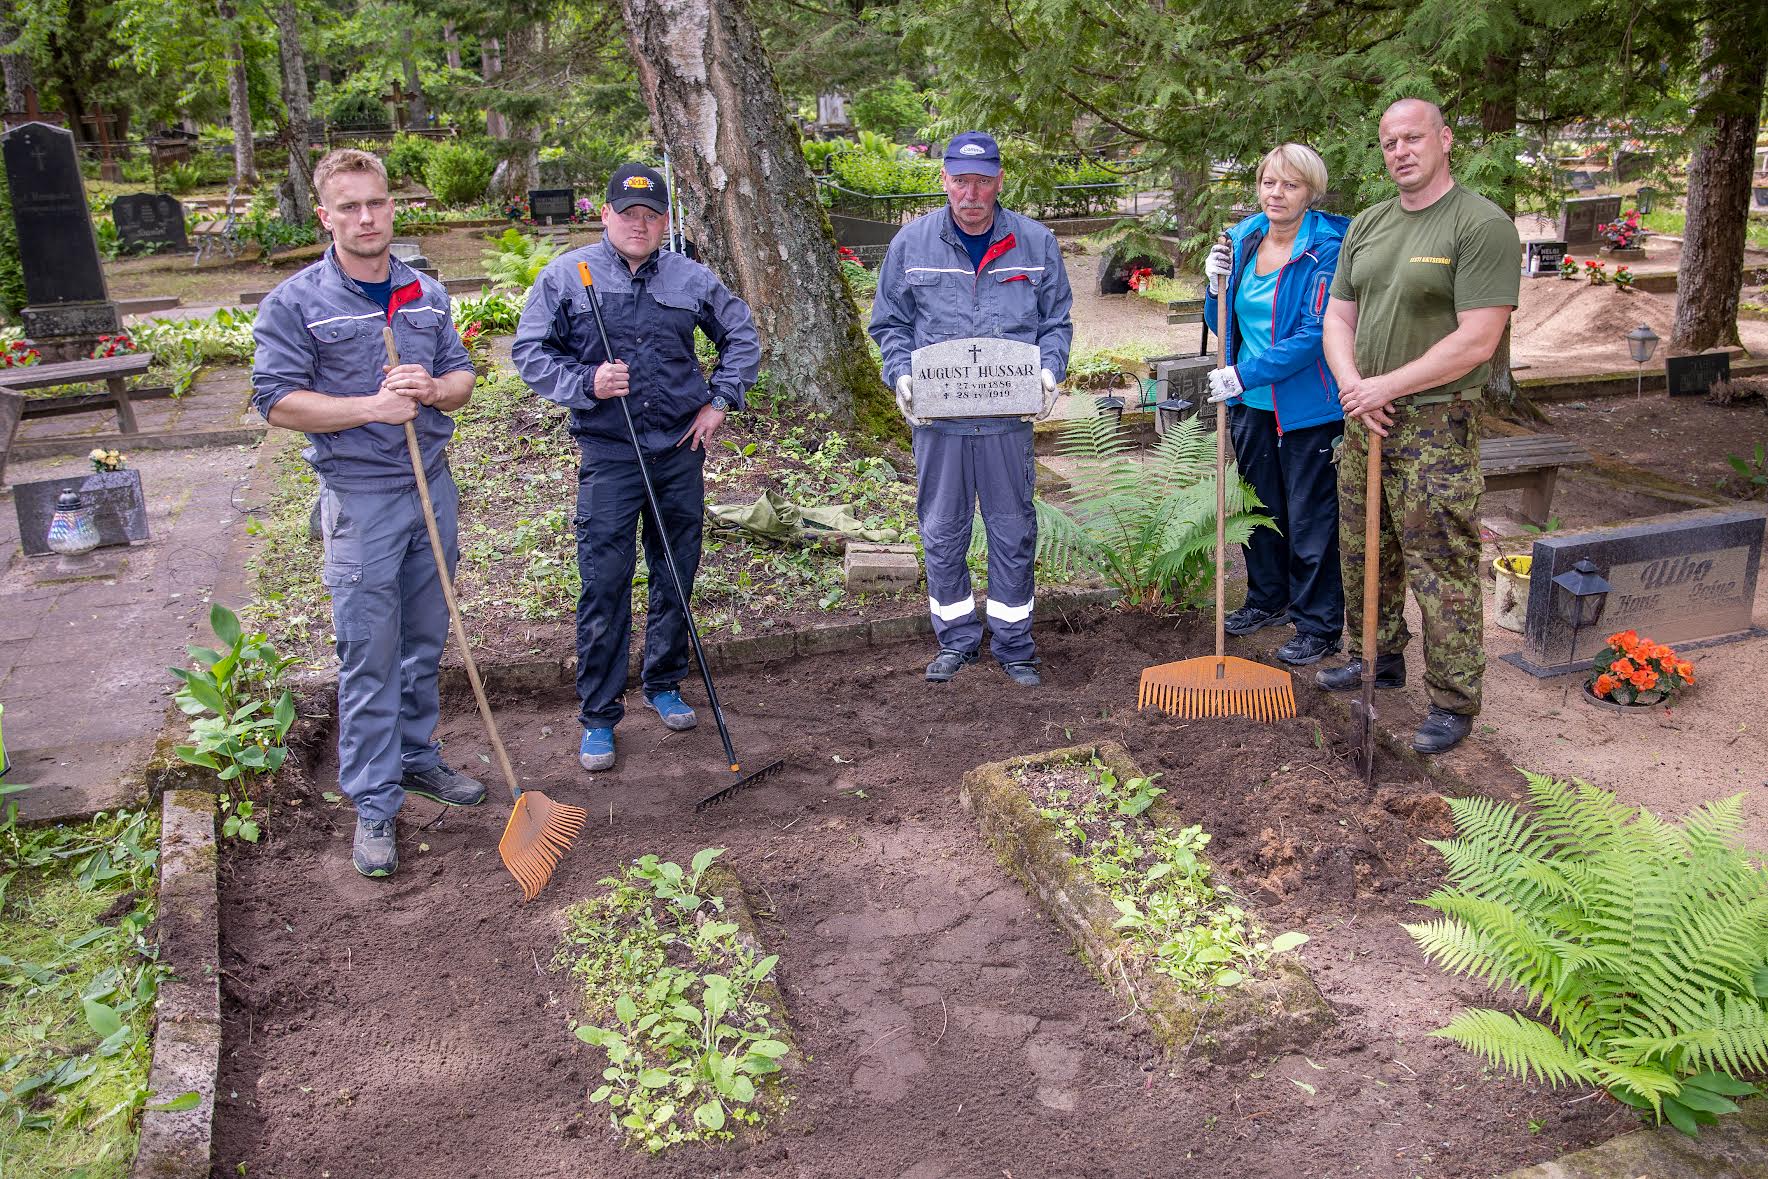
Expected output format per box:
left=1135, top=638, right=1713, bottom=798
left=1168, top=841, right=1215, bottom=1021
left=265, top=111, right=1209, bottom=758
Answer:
left=512, top=239, right=760, bottom=460
left=250, top=248, right=473, bottom=491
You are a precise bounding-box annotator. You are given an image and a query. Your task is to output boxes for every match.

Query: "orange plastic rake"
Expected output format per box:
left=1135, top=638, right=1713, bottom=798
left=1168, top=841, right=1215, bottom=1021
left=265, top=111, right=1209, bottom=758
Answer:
left=1136, top=234, right=1296, bottom=724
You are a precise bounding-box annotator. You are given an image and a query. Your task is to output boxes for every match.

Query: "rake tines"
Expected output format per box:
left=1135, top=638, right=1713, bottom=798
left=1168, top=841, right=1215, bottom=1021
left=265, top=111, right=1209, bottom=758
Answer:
left=1136, top=656, right=1297, bottom=722
left=497, top=790, right=590, bottom=901
left=694, top=758, right=787, bottom=813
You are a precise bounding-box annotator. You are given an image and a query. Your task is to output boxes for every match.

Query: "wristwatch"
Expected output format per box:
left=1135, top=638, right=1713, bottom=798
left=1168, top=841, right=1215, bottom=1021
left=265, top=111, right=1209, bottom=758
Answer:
left=711, top=395, right=733, bottom=413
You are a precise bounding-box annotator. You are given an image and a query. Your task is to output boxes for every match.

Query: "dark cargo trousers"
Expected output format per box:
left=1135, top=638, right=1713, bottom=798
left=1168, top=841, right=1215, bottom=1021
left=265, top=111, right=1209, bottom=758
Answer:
left=1228, top=406, right=1344, bottom=641
left=913, top=423, right=1037, bottom=665
left=321, top=471, right=458, bottom=822
left=574, top=443, right=704, bottom=729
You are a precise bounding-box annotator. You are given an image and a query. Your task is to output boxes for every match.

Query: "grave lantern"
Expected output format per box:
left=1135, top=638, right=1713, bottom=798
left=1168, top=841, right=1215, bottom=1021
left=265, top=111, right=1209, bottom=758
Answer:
left=1094, top=394, right=1126, bottom=424
left=1635, top=186, right=1656, bottom=214
left=1154, top=397, right=1193, bottom=437
left=1550, top=557, right=1610, bottom=667
left=1624, top=323, right=1659, bottom=398
left=45, top=487, right=101, bottom=572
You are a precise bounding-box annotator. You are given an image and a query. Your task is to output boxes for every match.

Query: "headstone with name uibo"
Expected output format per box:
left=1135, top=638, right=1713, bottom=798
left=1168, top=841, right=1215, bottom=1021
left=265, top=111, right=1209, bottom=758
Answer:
left=1666, top=352, right=1731, bottom=397
left=528, top=187, right=575, bottom=223
left=909, top=338, right=1043, bottom=419
left=111, top=193, right=189, bottom=254
left=1523, top=240, right=1567, bottom=277
left=1502, top=507, right=1764, bottom=677
left=1558, top=195, right=1622, bottom=248
left=2, top=121, right=120, bottom=356
left=13, top=470, right=151, bottom=556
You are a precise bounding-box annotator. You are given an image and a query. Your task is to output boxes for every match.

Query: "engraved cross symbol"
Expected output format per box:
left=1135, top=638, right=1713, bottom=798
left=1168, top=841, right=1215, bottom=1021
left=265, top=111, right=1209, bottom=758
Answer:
left=967, top=344, right=982, bottom=364
left=29, top=141, right=47, bottom=171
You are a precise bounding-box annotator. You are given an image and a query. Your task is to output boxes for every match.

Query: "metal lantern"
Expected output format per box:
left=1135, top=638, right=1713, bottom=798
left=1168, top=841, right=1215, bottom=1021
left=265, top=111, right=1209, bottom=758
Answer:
left=46, top=487, right=101, bottom=572
left=1624, top=324, right=1659, bottom=398
left=1094, top=394, right=1126, bottom=423
left=1154, top=397, right=1193, bottom=437
left=1635, top=186, right=1656, bottom=214
left=1551, top=558, right=1611, bottom=667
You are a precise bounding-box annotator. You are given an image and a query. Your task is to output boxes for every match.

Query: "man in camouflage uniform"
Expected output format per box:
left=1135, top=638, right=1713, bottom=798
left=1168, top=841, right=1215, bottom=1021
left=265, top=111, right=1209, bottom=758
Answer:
left=1318, top=99, right=1520, bottom=754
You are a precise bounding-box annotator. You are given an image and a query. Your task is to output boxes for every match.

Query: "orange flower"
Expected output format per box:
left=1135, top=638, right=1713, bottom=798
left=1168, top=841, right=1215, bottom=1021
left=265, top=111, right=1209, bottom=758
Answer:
left=1593, top=673, right=1620, bottom=699
left=1608, top=630, right=1639, bottom=651
left=1678, top=662, right=1695, bottom=684
left=1611, top=658, right=1635, bottom=678
left=1629, top=665, right=1658, bottom=691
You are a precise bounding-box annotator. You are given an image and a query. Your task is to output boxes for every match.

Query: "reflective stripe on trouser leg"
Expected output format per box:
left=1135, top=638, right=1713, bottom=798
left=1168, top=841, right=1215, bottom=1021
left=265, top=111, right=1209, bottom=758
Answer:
left=912, top=427, right=982, bottom=655
left=976, top=425, right=1037, bottom=664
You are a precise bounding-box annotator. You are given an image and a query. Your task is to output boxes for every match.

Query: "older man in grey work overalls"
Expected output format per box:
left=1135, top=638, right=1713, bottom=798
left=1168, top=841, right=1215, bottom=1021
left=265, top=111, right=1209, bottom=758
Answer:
left=251, top=148, right=483, bottom=879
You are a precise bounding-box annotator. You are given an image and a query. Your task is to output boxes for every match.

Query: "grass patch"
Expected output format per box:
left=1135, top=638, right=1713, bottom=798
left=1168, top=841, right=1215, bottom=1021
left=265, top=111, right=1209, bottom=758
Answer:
left=1640, top=206, right=1768, bottom=252
left=0, top=804, right=164, bottom=1178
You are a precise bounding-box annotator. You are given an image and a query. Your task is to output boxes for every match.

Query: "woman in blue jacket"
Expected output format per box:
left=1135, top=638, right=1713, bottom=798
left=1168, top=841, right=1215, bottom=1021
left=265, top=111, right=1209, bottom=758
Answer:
left=1202, top=143, right=1349, bottom=666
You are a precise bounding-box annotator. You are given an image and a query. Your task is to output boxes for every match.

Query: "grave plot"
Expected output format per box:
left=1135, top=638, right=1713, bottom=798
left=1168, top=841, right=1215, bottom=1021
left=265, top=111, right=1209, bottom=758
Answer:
left=212, top=609, right=1627, bottom=1178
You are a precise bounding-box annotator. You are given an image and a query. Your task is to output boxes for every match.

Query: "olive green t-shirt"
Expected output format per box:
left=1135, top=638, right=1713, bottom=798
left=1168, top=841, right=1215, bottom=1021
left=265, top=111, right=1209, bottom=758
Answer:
left=1329, top=184, right=1521, bottom=399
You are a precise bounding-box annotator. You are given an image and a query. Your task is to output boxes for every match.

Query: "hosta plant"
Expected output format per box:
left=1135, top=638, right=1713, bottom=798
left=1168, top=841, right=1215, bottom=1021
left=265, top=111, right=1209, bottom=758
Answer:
left=1407, top=772, right=1767, bottom=1135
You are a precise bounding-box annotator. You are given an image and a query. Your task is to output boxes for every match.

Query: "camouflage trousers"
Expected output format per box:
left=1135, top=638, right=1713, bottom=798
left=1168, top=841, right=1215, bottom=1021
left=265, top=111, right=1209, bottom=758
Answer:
left=1338, top=400, right=1485, bottom=715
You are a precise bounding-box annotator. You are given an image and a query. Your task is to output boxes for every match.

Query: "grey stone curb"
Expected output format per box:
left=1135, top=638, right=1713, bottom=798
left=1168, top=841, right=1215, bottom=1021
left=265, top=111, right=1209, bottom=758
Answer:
left=131, top=790, right=220, bottom=1179
left=1502, top=1096, right=1768, bottom=1177
left=10, top=426, right=267, bottom=464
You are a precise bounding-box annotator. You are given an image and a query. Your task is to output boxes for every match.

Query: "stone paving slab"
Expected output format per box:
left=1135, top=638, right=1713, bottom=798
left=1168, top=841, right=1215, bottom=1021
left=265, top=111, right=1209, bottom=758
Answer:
left=1503, top=1097, right=1768, bottom=1178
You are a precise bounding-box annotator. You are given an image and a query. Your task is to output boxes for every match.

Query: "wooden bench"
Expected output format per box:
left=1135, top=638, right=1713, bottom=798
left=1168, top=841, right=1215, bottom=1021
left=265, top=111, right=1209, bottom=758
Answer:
left=4, top=354, right=158, bottom=434
left=1480, top=433, right=1592, bottom=526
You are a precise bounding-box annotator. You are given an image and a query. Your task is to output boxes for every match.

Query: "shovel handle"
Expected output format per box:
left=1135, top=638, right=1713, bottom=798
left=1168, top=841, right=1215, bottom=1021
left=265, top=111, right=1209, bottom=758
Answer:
left=1359, top=428, right=1383, bottom=785
left=1213, top=232, right=1230, bottom=665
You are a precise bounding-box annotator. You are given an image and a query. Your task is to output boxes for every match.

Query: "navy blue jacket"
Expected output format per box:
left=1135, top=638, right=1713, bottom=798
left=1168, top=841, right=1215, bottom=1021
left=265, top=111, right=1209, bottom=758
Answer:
left=512, top=239, right=760, bottom=460
left=1203, top=209, right=1349, bottom=433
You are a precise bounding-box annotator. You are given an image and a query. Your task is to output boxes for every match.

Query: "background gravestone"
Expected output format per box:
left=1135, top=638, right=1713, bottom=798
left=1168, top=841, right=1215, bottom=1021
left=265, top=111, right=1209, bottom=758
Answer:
left=2, top=121, right=120, bottom=356
left=1503, top=507, right=1764, bottom=676
left=527, top=187, right=575, bottom=223
left=13, top=470, right=151, bottom=556
left=1666, top=352, right=1731, bottom=397
left=1558, top=195, right=1622, bottom=248
left=1097, top=249, right=1174, bottom=296
left=1523, top=240, right=1567, bottom=277
left=111, top=193, right=189, bottom=254
left=908, top=337, right=1043, bottom=418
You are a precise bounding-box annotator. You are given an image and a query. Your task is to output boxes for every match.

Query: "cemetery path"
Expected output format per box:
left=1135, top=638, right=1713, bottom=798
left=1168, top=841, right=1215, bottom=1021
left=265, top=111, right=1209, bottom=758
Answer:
left=212, top=609, right=1625, bottom=1179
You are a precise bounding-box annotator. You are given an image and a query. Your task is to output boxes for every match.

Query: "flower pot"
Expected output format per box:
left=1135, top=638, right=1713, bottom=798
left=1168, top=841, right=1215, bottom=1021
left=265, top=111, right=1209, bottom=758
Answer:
left=1492, top=555, right=1531, bottom=633
left=1580, top=680, right=1667, bottom=714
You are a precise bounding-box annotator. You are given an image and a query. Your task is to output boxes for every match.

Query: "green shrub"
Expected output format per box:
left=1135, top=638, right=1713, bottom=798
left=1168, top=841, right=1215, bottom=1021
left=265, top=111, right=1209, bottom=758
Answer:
left=384, top=133, right=436, bottom=184
left=1407, top=773, right=1768, bottom=1135
left=482, top=228, right=562, bottom=291
left=161, top=162, right=204, bottom=195
left=327, top=89, right=387, bottom=130
left=453, top=289, right=524, bottom=334
left=0, top=178, right=26, bottom=318
left=169, top=603, right=297, bottom=786
left=848, top=81, right=927, bottom=139
left=829, top=150, right=939, bottom=197
left=424, top=141, right=496, bottom=206
left=800, top=138, right=848, bottom=174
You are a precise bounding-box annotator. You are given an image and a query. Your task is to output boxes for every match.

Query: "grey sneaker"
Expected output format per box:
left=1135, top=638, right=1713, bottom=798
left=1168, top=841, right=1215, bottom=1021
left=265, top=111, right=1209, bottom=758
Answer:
left=402, top=763, right=487, bottom=806
left=353, top=817, right=397, bottom=878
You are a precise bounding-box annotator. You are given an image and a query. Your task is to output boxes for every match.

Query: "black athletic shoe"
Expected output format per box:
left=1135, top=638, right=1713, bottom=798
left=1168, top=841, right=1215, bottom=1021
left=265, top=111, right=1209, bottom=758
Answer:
left=1413, top=707, right=1474, bottom=755
left=1001, top=660, right=1042, bottom=686
left=353, top=817, right=397, bottom=878
left=925, top=648, right=978, bottom=683
left=402, top=763, right=487, bottom=806
left=1275, top=633, right=1342, bottom=667
left=1224, top=605, right=1290, bottom=636
left=1314, top=654, right=1407, bottom=691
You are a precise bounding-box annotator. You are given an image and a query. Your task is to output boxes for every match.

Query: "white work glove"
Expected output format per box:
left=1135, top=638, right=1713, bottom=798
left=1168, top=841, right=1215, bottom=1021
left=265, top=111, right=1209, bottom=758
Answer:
left=1206, top=366, right=1244, bottom=404
left=895, top=374, right=922, bottom=428
left=1032, top=368, right=1060, bottom=422
left=1204, top=241, right=1232, bottom=296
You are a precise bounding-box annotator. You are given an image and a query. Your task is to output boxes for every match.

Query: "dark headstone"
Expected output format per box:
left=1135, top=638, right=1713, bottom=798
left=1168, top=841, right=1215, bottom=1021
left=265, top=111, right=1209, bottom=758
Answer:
left=830, top=213, right=901, bottom=250
left=1566, top=171, right=1597, bottom=192
left=1097, top=249, right=1174, bottom=296
left=111, top=193, right=188, bottom=254
left=3, top=121, right=118, bottom=354
left=1523, top=240, right=1567, bottom=277
left=1754, top=186, right=1768, bottom=211
left=1666, top=352, right=1731, bottom=398
left=14, top=469, right=151, bottom=556
left=527, top=187, right=574, bottom=223
left=1151, top=354, right=1216, bottom=429
left=1503, top=507, right=1764, bottom=677
left=1558, top=195, right=1622, bottom=248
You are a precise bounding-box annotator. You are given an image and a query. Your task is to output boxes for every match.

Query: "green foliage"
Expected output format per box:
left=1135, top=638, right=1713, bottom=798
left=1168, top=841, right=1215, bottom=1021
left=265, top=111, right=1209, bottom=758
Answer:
left=1034, top=412, right=1273, bottom=608
left=839, top=257, right=878, bottom=298
left=1406, top=772, right=1768, bottom=1134
left=383, top=134, right=437, bottom=184
left=483, top=228, right=563, bottom=292
left=159, top=162, right=205, bottom=196
left=133, top=307, right=258, bottom=396
left=236, top=211, right=319, bottom=255
left=424, top=142, right=496, bottom=206
left=559, top=850, right=791, bottom=1152
left=168, top=603, right=297, bottom=784
left=327, top=90, right=389, bottom=130
left=0, top=178, right=25, bottom=320
left=828, top=150, right=941, bottom=197
left=849, top=80, right=929, bottom=138
left=800, top=138, right=847, bottom=174
left=452, top=290, right=524, bottom=335
left=1725, top=443, right=1768, bottom=498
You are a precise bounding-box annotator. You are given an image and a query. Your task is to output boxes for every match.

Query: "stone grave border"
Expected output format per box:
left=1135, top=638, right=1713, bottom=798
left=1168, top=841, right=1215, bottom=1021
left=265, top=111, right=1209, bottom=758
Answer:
left=958, top=739, right=1333, bottom=1063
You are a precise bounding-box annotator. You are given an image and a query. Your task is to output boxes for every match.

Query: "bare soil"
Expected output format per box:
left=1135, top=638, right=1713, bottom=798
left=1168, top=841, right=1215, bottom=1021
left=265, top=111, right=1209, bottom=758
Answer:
left=1531, top=392, right=1768, bottom=501
left=213, top=609, right=1629, bottom=1179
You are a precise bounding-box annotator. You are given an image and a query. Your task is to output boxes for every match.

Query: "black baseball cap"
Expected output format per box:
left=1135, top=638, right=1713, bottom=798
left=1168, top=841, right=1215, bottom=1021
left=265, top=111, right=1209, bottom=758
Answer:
left=607, top=163, right=669, bottom=214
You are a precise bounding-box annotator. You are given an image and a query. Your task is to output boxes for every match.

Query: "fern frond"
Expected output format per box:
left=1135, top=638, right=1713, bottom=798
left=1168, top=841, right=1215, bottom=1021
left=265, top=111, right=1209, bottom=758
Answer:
left=1433, top=1009, right=1595, bottom=1088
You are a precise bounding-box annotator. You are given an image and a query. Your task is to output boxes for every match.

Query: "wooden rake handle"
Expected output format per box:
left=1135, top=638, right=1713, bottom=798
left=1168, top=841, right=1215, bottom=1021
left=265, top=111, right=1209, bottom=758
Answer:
left=1213, top=231, right=1230, bottom=667
left=383, top=326, right=522, bottom=801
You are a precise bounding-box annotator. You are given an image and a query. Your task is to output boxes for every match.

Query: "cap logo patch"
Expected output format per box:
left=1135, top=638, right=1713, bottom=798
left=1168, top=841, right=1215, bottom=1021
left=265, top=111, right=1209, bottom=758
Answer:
left=958, top=144, right=986, bottom=156
left=624, top=176, right=652, bottom=189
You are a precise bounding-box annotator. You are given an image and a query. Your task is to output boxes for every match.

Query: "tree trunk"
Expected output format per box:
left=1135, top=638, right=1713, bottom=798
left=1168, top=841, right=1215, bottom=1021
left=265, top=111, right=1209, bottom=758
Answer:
left=615, top=0, right=893, bottom=429
left=444, top=22, right=461, bottom=71
left=219, top=0, right=257, bottom=186
left=488, top=23, right=539, bottom=198
left=1, top=11, right=33, bottom=114
left=1671, top=15, right=1768, bottom=354
left=275, top=0, right=314, bottom=224
left=481, top=37, right=507, bottom=139
left=1478, top=51, right=1532, bottom=418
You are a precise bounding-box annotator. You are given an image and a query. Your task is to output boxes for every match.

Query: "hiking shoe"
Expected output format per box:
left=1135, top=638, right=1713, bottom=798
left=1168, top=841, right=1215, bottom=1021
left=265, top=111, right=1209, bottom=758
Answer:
left=1224, top=605, right=1290, bottom=636
left=579, top=727, right=617, bottom=772
left=1315, top=654, right=1407, bottom=691
left=1413, top=707, right=1474, bottom=755
left=1275, top=633, right=1342, bottom=667
left=402, top=763, right=487, bottom=806
left=352, top=817, right=397, bottom=878
left=925, top=648, right=977, bottom=683
left=1001, top=660, right=1042, bottom=686
left=645, top=690, right=698, bottom=732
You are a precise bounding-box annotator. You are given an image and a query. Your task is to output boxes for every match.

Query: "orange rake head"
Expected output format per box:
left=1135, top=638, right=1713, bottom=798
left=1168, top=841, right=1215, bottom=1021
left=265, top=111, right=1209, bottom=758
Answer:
left=1137, top=655, right=1296, bottom=722
left=497, top=789, right=589, bottom=901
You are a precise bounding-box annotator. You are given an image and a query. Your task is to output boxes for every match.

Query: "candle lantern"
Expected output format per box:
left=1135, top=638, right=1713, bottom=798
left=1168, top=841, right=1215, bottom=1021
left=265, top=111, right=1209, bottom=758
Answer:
left=46, top=487, right=101, bottom=572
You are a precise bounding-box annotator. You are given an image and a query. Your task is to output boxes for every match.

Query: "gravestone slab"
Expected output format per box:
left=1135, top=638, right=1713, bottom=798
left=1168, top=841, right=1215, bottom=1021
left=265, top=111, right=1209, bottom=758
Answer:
left=1558, top=195, right=1622, bottom=247
left=3, top=122, right=109, bottom=306
left=1523, top=240, right=1567, bottom=277
left=1154, top=354, right=1215, bottom=409
left=909, top=338, right=1043, bottom=418
left=13, top=470, right=150, bottom=556
left=1666, top=351, right=1731, bottom=397
left=1755, top=186, right=1768, bottom=211
left=0, top=387, right=22, bottom=486
left=528, top=187, right=574, bottom=223
left=1097, top=249, right=1174, bottom=296
left=1502, top=507, right=1764, bottom=677
left=111, top=193, right=189, bottom=254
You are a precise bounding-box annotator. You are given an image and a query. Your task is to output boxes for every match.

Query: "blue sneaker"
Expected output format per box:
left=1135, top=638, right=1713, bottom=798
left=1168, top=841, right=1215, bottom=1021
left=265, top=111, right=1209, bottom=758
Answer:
left=645, top=690, right=698, bottom=732
left=579, top=727, right=616, bottom=772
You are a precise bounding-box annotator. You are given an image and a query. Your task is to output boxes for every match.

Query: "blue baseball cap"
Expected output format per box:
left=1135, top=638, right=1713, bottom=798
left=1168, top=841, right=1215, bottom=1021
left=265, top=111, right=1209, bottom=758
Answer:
left=942, top=131, right=1002, bottom=177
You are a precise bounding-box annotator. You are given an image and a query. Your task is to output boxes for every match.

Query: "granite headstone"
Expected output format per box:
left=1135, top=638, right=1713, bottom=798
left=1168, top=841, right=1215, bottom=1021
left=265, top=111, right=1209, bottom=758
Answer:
left=0, top=387, right=23, bottom=487
left=111, top=193, right=189, bottom=254
left=1558, top=195, right=1622, bottom=248
left=1523, top=240, right=1567, bottom=277
left=1503, top=507, right=1764, bottom=676
left=1097, top=248, right=1174, bottom=296
left=528, top=187, right=575, bottom=223
left=908, top=338, right=1043, bottom=418
left=14, top=470, right=151, bottom=556
left=1666, top=352, right=1731, bottom=398
left=2, top=121, right=119, bottom=349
